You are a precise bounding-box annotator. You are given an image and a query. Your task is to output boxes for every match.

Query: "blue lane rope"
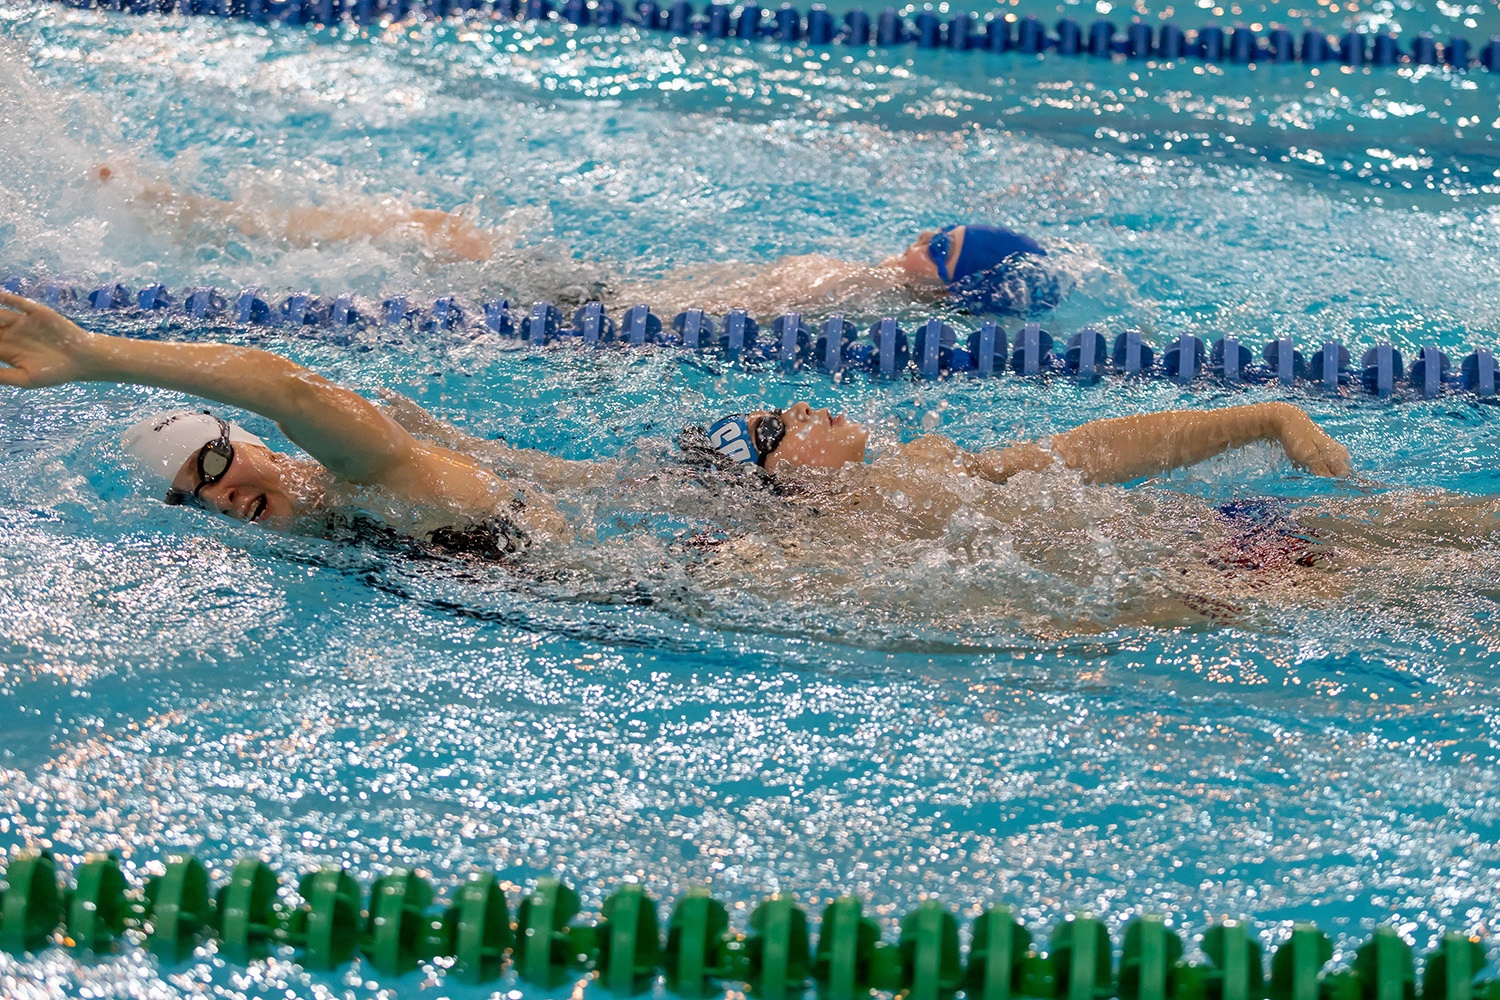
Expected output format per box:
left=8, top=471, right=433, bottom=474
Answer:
left=5, top=275, right=1497, bottom=398
left=42, top=0, right=1500, bottom=72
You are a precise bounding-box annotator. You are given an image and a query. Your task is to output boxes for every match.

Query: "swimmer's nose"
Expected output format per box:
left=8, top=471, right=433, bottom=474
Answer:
left=202, top=482, right=241, bottom=518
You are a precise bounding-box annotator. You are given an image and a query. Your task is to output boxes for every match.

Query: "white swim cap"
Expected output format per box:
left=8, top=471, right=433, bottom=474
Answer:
left=121, top=410, right=265, bottom=491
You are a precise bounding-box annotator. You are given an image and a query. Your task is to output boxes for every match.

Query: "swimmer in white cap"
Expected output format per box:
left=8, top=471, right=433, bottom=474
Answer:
left=120, top=410, right=269, bottom=511
left=0, top=290, right=567, bottom=548
left=0, top=288, right=1359, bottom=562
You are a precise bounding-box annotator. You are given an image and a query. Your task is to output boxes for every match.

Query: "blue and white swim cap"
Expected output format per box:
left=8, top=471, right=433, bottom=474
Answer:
left=706, top=414, right=761, bottom=466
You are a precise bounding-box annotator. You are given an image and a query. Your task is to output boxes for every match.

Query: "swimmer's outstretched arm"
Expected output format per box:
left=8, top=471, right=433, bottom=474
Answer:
left=93, top=165, right=495, bottom=263
left=0, top=292, right=490, bottom=497
left=948, top=402, right=1350, bottom=484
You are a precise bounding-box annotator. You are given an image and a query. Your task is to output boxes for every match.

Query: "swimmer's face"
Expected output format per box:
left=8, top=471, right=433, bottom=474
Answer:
left=754, top=401, right=868, bottom=472
left=170, top=441, right=301, bottom=528
left=890, top=230, right=945, bottom=288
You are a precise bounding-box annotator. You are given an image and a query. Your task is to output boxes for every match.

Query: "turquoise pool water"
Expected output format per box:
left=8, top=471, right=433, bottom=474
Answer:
left=3, top=1, right=1500, bottom=997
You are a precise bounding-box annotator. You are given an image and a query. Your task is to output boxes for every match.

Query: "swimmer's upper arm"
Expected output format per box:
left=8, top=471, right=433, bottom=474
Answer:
left=79, top=331, right=422, bottom=482
left=272, top=370, right=420, bottom=482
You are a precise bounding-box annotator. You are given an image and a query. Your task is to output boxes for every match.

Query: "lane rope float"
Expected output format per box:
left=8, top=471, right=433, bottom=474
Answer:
left=42, top=0, right=1500, bottom=73
left=5, top=275, right=1495, bottom=398
left=3, top=848, right=1498, bottom=997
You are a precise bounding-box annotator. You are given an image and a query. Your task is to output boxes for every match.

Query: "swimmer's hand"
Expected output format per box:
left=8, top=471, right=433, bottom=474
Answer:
left=0, top=292, right=101, bottom=388
left=1273, top=405, right=1351, bottom=478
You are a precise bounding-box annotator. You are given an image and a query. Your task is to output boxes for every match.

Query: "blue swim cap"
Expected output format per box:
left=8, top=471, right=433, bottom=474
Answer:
left=706, top=414, right=761, bottom=466
left=927, top=224, right=1047, bottom=283
left=926, top=224, right=1060, bottom=315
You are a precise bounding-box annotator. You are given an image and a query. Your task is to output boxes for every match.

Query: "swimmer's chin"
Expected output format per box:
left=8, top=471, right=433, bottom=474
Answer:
left=252, top=509, right=327, bottom=534
left=248, top=494, right=321, bottom=531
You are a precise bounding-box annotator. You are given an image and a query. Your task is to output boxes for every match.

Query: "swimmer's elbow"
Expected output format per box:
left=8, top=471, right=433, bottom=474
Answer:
left=278, top=367, right=356, bottom=424
left=972, top=442, right=1056, bottom=483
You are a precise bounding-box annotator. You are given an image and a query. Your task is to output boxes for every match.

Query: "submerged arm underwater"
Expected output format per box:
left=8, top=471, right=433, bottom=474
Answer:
left=375, top=388, right=623, bottom=490
left=93, top=164, right=496, bottom=263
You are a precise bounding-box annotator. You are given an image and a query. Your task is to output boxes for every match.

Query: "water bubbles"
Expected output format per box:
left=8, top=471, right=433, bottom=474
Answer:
left=3, top=12, right=1500, bottom=998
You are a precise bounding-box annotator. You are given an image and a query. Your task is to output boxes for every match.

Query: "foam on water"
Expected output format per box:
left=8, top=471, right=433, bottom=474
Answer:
left=4, top=2, right=1500, bottom=997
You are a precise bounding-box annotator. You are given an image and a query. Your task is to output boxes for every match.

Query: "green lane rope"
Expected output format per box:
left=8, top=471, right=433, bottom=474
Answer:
left=2, top=848, right=1498, bottom=997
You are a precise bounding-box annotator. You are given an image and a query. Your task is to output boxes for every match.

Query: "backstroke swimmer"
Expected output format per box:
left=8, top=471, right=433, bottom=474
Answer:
left=11, top=288, right=1500, bottom=627
left=92, top=164, right=1068, bottom=317
left=0, top=290, right=1360, bottom=567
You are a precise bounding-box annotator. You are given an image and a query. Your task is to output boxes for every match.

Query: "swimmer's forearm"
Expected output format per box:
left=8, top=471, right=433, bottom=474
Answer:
left=81, top=337, right=410, bottom=479
left=1050, top=403, right=1287, bottom=484
left=960, top=419, right=1261, bottom=485
left=83, top=337, right=306, bottom=415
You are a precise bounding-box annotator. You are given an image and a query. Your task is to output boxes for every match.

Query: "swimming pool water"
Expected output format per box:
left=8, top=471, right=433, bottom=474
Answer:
left=3, top=1, right=1500, bottom=997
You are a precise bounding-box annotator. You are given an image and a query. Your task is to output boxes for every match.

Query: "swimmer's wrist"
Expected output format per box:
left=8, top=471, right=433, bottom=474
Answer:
left=72, top=328, right=119, bottom=382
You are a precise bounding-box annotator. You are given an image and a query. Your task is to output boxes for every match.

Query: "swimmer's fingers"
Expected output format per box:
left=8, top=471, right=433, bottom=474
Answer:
left=1304, top=453, right=1348, bottom=478
left=1317, top=436, right=1352, bottom=478
left=1287, top=439, right=1337, bottom=477
left=0, top=290, right=39, bottom=316
left=0, top=296, right=100, bottom=389
left=1299, top=440, right=1351, bottom=478
left=1277, top=410, right=1352, bottom=478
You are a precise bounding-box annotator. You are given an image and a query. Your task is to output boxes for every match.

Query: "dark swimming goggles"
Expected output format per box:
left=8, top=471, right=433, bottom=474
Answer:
left=926, top=226, right=958, bottom=283
left=751, top=410, right=787, bottom=464
left=164, top=414, right=235, bottom=506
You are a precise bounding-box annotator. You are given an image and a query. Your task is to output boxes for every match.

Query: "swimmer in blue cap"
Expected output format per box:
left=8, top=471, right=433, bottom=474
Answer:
left=616, top=222, right=1066, bottom=318
left=93, top=160, right=1060, bottom=314
left=882, top=223, right=1062, bottom=314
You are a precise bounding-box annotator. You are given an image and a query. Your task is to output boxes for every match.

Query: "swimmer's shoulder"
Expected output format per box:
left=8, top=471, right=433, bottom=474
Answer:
left=352, top=440, right=567, bottom=540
